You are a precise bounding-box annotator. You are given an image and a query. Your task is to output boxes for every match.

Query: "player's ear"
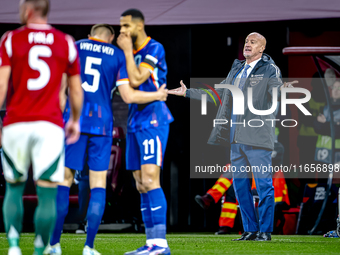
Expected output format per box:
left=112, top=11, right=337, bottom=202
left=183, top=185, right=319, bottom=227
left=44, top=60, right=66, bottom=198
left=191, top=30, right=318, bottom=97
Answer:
left=137, top=21, right=144, bottom=32
left=88, top=34, right=91, bottom=39
left=109, top=34, right=114, bottom=44
left=26, top=5, right=34, bottom=21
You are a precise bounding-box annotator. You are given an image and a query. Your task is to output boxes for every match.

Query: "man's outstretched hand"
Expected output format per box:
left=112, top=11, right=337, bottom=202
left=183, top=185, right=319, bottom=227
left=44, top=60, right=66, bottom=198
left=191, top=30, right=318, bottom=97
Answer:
left=281, top=80, right=299, bottom=89
left=168, top=80, right=187, bottom=96
left=157, top=84, right=168, bottom=101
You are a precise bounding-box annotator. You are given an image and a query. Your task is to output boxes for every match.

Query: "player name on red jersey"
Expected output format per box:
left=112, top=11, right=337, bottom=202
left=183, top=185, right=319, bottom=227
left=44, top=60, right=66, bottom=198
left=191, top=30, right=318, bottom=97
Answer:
left=28, top=32, right=54, bottom=45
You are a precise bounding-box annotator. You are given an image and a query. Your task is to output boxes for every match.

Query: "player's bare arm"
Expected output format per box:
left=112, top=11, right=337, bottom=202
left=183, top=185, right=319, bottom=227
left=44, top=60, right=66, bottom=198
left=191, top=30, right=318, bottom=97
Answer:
left=0, top=66, right=10, bottom=107
left=0, top=66, right=9, bottom=147
left=117, top=32, right=151, bottom=88
left=59, top=73, right=68, bottom=112
left=65, top=74, right=83, bottom=145
left=168, top=80, right=187, bottom=96
left=67, top=74, right=83, bottom=121
left=118, top=83, right=168, bottom=104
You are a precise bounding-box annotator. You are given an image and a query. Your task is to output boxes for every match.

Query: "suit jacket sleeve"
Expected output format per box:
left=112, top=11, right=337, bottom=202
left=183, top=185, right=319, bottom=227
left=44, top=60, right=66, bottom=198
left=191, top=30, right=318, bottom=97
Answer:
left=267, top=63, right=283, bottom=101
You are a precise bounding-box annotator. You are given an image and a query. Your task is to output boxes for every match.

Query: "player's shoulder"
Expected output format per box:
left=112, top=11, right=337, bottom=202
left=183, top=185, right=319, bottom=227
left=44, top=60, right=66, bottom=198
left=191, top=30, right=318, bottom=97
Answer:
left=1, top=26, right=27, bottom=42
left=76, top=38, right=91, bottom=46
left=46, top=27, right=73, bottom=42
left=0, top=30, right=12, bottom=44
left=111, top=44, right=124, bottom=55
left=103, top=43, right=125, bottom=59
left=145, top=38, right=165, bottom=58
left=110, top=45, right=126, bottom=65
left=10, top=26, right=27, bottom=35
left=148, top=38, right=164, bottom=50
left=50, top=27, right=65, bottom=36
left=149, top=38, right=162, bottom=46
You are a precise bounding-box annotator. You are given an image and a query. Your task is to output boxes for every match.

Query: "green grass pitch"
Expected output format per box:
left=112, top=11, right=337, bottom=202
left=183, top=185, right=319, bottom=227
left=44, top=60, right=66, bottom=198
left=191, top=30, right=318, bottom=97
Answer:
left=0, top=233, right=339, bottom=254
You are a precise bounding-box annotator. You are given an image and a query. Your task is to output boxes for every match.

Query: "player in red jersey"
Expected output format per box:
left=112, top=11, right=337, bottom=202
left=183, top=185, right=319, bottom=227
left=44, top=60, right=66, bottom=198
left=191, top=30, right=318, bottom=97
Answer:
left=0, top=1, right=83, bottom=255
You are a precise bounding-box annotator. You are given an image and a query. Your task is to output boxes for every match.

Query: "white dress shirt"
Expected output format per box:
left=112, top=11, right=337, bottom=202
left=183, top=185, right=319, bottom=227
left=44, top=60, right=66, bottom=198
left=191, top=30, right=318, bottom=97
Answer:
left=234, top=58, right=261, bottom=88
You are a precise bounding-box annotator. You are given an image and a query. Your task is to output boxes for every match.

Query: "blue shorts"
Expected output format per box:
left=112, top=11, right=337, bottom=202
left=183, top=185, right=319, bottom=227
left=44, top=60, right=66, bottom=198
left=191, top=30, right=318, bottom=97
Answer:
left=65, top=134, right=112, bottom=171
left=126, top=125, right=169, bottom=170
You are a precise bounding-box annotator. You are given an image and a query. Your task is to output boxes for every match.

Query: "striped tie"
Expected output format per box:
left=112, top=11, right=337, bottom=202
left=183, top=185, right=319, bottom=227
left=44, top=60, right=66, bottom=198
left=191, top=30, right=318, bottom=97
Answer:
left=238, top=64, right=250, bottom=91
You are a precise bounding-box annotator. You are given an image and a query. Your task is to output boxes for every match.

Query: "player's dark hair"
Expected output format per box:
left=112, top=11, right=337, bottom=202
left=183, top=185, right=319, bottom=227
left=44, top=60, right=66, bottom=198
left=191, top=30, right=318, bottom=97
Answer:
left=90, top=24, right=115, bottom=36
left=24, top=0, right=50, bottom=17
left=121, top=9, right=144, bottom=21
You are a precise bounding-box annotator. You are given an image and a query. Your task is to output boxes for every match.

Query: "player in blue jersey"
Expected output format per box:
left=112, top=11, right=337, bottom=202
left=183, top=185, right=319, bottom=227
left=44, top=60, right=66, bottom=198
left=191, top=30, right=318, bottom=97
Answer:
left=117, top=9, right=173, bottom=255
left=46, top=24, right=168, bottom=255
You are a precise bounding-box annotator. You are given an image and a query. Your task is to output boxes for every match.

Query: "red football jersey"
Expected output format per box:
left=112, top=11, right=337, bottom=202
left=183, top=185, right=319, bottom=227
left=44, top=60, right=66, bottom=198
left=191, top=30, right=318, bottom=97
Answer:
left=0, top=23, right=80, bottom=128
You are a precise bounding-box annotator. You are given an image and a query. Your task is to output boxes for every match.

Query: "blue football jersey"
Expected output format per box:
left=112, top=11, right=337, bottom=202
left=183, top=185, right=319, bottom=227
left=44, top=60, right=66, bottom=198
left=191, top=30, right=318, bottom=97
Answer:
left=64, top=38, right=129, bottom=136
left=124, top=37, right=174, bottom=132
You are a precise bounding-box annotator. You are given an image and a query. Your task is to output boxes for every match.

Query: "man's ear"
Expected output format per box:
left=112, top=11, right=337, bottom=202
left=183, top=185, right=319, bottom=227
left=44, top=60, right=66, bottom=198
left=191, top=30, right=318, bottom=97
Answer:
left=109, top=34, right=114, bottom=44
left=260, top=45, right=265, bottom=53
left=26, top=6, right=34, bottom=21
left=137, top=21, right=144, bottom=32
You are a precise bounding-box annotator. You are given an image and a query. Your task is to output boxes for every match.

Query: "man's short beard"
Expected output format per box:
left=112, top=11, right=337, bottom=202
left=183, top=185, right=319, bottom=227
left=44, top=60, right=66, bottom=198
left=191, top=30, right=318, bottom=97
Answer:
left=131, top=35, right=137, bottom=44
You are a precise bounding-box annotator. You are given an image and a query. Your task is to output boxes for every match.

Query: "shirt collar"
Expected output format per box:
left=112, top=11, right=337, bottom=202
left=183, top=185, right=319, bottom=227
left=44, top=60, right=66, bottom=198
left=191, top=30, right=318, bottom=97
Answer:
left=89, top=37, right=107, bottom=43
left=26, top=23, right=52, bottom=30
left=133, top=36, right=151, bottom=55
left=246, top=58, right=261, bottom=70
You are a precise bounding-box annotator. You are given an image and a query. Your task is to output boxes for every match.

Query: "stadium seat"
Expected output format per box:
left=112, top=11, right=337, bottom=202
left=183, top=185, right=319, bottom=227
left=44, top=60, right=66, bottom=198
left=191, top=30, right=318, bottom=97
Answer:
left=282, top=207, right=300, bottom=235
left=107, top=145, right=122, bottom=193
left=107, top=126, right=125, bottom=195
left=112, top=126, right=125, bottom=143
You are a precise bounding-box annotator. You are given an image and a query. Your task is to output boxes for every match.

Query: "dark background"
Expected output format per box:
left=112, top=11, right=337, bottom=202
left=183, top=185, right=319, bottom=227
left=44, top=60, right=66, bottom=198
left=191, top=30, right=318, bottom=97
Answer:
left=1, top=18, right=340, bottom=232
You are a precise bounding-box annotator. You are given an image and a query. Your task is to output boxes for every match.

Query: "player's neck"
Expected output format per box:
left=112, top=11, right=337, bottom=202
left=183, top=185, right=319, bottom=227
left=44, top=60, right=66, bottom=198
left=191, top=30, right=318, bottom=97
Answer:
left=27, top=16, right=48, bottom=25
left=90, top=35, right=108, bottom=43
left=134, top=31, right=148, bottom=50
